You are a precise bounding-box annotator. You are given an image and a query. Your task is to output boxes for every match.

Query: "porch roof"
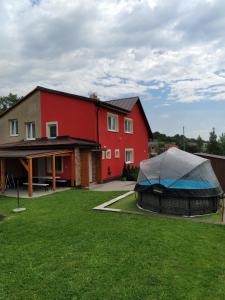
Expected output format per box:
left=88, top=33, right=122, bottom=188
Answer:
left=0, top=149, right=72, bottom=159
left=0, top=136, right=100, bottom=151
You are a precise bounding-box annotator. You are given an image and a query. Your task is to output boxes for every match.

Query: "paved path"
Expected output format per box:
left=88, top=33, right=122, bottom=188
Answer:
left=89, top=180, right=136, bottom=191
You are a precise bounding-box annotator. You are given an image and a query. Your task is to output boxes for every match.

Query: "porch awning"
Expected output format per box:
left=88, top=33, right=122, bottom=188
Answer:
left=0, top=149, right=72, bottom=159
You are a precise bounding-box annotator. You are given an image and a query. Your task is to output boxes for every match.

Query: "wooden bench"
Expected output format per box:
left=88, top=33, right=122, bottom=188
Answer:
left=23, top=183, right=50, bottom=191
left=56, top=179, right=68, bottom=187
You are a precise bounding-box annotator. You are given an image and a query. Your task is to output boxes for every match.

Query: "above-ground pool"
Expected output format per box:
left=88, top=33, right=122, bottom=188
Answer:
left=135, top=148, right=223, bottom=216
left=136, top=178, right=221, bottom=216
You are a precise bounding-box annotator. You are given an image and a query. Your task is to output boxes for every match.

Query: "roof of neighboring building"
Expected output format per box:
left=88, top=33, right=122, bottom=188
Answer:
left=195, top=153, right=225, bottom=160
left=0, top=136, right=99, bottom=150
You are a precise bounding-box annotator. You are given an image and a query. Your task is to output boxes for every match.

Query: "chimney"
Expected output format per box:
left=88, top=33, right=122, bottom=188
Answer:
left=89, top=92, right=100, bottom=100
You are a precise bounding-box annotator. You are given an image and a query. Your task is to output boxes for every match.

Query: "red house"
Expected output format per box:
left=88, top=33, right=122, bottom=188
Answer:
left=0, top=86, right=152, bottom=196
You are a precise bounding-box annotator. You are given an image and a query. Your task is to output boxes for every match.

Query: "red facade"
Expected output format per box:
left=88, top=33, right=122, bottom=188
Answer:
left=39, top=89, right=150, bottom=181
left=98, top=105, right=149, bottom=180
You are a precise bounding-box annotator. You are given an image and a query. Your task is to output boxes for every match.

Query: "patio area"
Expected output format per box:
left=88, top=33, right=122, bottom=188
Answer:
left=89, top=180, right=136, bottom=191
left=3, top=187, right=71, bottom=198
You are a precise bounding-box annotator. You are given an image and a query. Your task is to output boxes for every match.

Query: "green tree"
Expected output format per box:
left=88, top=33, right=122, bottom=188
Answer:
left=196, top=135, right=203, bottom=152
left=219, top=133, right=225, bottom=155
left=207, top=128, right=220, bottom=154
left=0, top=93, right=22, bottom=112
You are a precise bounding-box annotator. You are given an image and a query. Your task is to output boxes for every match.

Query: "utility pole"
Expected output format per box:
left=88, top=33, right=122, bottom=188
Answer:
left=183, top=126, right=186, bottom=151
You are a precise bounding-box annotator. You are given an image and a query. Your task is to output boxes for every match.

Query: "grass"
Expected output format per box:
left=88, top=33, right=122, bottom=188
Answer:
left=110, top=192, right=223, bottom=223
left=109, top=192, right=139, bottom=211
left=1, top=189, right=225, bottom=300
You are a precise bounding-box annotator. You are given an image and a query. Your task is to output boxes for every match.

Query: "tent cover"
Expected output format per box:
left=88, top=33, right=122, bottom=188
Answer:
left=135, top=147, right=223, bottom=196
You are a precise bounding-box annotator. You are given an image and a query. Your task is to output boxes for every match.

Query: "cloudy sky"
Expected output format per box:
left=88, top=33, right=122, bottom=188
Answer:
left=1, top=0, right=225, bottom=139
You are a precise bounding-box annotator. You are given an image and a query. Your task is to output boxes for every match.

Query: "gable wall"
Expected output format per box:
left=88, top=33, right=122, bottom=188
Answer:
left=0, top=91, right=41, bottom=143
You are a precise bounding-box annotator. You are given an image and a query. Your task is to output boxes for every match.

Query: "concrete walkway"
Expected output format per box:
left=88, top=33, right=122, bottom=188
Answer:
left=3, top=187, right=71, bottom=198
left=89, top=180, right=136, bottom=191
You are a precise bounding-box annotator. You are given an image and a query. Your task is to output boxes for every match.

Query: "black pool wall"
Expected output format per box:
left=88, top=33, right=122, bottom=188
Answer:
left=137, top=191, right=218, bottom=216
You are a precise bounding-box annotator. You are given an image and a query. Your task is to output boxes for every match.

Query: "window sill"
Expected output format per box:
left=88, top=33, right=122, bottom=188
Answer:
left=10, top=134, right=19, bottom=137
left=124, top=131, right=133, bottom=134
left=107, top=129, right=119, bottom=132
left=26, top=138, right=36, bottom=141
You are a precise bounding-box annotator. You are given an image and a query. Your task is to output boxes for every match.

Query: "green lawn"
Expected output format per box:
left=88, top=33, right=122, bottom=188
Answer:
left=1, top=190, right=225, bottom=300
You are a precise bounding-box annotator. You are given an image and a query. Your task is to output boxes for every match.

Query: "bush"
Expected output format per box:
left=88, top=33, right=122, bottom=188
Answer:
left=121, top=163, right=139, bottom=181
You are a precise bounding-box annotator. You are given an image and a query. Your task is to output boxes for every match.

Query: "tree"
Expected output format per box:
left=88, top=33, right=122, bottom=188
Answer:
left=0, top=93, right=22, bottom=112
left=196, top=135, right=203, bottom=152
left=207, top=128, right=220, bottom=154
left=219, top=133, right=225, bottom=155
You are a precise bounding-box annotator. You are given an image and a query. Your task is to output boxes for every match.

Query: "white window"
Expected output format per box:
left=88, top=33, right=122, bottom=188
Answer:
left=125, top=149, right=134, bottom=163
left=46, top=122, right=58, bottom=138
left=106, top=149, right=111, bottom=159
left=124, top=118, right=133, bottom=133
left=102, top=151, right=105, bottom=159
left=9, top=119, right=18, bottom=136
left=115, top=149, right=120, bottom=158
left=107, top=113, right=119, bottom=132
left=47, top=156, right=63, bottom=173
left=26, top=122, right=35, bottom=140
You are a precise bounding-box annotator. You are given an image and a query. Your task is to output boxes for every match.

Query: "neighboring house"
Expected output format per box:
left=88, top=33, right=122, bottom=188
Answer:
left=196, top=153, right=225, bottom=192
left=149, top=140, right=159, bottom=157
left=149, top=141, right=178, bottom=156
left=0, top=86, right=152, bottom=196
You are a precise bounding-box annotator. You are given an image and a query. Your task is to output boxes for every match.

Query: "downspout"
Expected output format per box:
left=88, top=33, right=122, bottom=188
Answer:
left=96, top=102, right=100, bottom=146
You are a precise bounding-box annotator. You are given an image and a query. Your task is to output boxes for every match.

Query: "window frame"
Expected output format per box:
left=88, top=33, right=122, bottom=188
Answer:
left=102, top=151, right=105, bottom=160
left=46, top=121, right=58, bottom=139
left=106, top=149, right=111, bottom=159
left=47, top=156, right=64, bottom=173
left=25, top=122, right=36, bottom=140
left=124, top=118, right=133, bottom=134
left=107, top=113, right=119, bottom=132
left=125, top=148, right=134, bottom=164
left=9, top=119, right=19, bottom=136
left=115, top=149, right=120, bottom=158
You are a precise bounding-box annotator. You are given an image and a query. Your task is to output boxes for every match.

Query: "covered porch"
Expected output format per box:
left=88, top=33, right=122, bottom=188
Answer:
left=0, top=149, right=75, bottom=197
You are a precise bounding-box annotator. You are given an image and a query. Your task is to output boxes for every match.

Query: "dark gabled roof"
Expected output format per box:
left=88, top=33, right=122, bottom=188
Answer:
left=0, top=136, right=99, bottom=151
left=0, top=86, right=152, bottom=138
left=105, top=97, right=139, bottom=111
left=0, top=86, right=129, bottom=118
left=195, top=153, right=225, bottom=160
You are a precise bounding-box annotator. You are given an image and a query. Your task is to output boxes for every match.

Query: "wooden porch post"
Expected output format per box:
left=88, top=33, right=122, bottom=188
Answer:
left=0, top=159, right=6, bottom=193
left=28, top=158, right=33, bottom=197
left=71, top=150, right=76, bottom=187
left=52, top=155, right=56, bottom=191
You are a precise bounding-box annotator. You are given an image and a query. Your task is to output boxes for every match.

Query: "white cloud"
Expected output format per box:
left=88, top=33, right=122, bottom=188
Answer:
left=0, top=0, right=225, bottom=108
